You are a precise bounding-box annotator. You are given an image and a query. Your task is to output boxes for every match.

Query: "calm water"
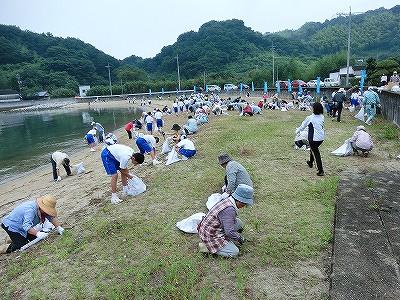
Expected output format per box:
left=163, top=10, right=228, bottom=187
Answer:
left=0, top=107, right=142, bottom=183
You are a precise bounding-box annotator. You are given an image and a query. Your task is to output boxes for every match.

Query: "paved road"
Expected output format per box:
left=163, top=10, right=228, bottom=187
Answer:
left=331, top=170, right=400, bottom=299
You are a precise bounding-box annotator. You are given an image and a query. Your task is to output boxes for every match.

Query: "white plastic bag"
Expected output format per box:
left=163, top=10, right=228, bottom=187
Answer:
left=331, top=139, right=353, bottom=157
left=126, top=175, right=146, bottom=196
left=206, top=193, right=223, bottom=210
left=166, top=149, right=181, bottom=165
left=349, top=105, right=355, bottom=113
left=73, top=162, right=85, bottom=175
left=33, top=219, right=55, bottom=232
left=161, top=138, right=172, bottom=154
left=176, top=212, right=206, bottom=234
left=354, top=107, right=365, bottom=122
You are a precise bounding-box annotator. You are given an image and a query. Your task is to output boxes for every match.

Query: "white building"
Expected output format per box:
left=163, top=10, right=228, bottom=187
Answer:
left=79, top=85, right=90, bottom=97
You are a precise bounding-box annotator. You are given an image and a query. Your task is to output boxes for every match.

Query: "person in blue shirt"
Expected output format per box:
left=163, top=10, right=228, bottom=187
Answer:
left=1, top=195, right=64, bottom=254
left=183, top=116, right=198, bottom=134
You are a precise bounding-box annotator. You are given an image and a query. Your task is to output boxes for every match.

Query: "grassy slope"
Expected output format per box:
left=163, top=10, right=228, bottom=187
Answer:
left=0, top=108, right=399, bottom=300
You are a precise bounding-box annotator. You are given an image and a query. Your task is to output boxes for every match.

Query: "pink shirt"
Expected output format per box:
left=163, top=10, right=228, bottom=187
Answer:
left=350, top=130, right=373, bottom=150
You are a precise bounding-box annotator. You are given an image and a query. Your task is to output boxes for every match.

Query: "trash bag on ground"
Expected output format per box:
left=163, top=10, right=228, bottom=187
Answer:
left=331, top=139, right=353, bottom=157
left=176, top=212, right=206, bottom=234
left=72, top=162, right=85, bottom=175
left=161, top=138, right=172, bottom=154
left=166, top=149, right=181, bottom=165
left=126, top=175, right=146, bottom=196
left=354, top=107, right=365, bottom=122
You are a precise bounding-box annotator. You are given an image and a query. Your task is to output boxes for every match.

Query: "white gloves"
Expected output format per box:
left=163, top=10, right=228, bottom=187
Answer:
left=56, top=176, right=62, bottom=182
left=36, top=231, right=49, bottom=239
left=56, top=226, right=65, bottom=235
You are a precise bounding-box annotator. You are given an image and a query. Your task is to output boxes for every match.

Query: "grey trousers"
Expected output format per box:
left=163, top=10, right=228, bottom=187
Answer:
left=216, top=218, right=243, bottom=258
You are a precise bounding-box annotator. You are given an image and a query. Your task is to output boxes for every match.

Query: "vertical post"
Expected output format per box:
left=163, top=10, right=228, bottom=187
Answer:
left=272, top=44, right=275, bottom=85
left=120, top=79, right=123, bottom=95
left=176, top=55, right=181, bottom=91
left=106, top=63, right=112, bottom=95
left=203, top=70, right=206, bottom=90
left=346, top=6, right=352, bottom=86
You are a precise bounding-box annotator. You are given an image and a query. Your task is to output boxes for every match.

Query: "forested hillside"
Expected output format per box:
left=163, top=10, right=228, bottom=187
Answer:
left=0, top=5, right=399, bottom=97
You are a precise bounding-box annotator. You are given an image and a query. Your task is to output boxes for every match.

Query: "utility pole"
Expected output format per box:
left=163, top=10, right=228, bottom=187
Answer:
left=105, top=63, right=112, bottom=95
left=346, top=6, right=352, bottom=86
left=337, top=7, right=361, bottom=87
left=16, top=74, right=22, bottom=96
left=203, top=70, right=206, bottom=90
left=271, top=42, right=275, bottom=84
left=120, top=79, right=123, bottom=95
left=276, top=65, right=279, bottom=81
left=176, top=55, right=181, bottom=91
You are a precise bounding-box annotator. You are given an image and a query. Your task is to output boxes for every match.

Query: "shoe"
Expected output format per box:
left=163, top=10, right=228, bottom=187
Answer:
left=111, top=195, right=122, bottom=204
left=198, top=242, right=209, bottom=253
left=90, top=148, right=96, bottom=152
left=317, top=171, right=325, bottom=176
left=306, top=160, right=313, bottom=168
left=152, top=159, right=161, bottom=165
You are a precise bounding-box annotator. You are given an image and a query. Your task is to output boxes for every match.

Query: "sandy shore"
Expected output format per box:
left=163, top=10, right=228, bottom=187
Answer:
left=0, top=98, right=196, bottom=241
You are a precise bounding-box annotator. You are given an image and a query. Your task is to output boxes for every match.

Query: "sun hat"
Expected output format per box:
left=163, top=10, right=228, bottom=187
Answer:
left=37, top=195, right=57, bottom=217
left=171, top=124, right=181, bottom=131
left=218, top=153, right=232, bottom=165
left=91, top=121, right=95, bottom=126
left=232, top=184, right=254, bottom=205
left=357, top=125, right=366, bottom=131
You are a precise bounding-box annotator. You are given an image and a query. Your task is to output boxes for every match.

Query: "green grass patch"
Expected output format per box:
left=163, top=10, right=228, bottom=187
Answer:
left=1, top=109, right=397, bottom=299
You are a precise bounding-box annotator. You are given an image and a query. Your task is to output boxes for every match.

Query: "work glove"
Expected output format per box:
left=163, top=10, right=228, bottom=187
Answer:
left=36, top=231, right=49, bottom=240
left=56, top=226, right=65, bottom=235
left=239, top=236, right=245, bottom=245
left=56, top=176, right=62, bottom=182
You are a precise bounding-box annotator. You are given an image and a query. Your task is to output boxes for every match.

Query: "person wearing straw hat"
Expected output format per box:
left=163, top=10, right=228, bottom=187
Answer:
left=198, top=184, right=254, bottom=257
left=349, top=126, right=374, bottom=157
left=1, top=195, right=64, bottom=254
left=218, top=154, right=253, bottom=195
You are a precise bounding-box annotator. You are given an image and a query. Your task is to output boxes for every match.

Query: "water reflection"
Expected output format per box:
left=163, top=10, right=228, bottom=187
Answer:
left=0, top=107, right=141, bottom=183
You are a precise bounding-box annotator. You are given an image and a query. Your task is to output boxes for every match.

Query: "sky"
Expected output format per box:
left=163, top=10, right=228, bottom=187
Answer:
left=1, top=0, right=399, bottom=60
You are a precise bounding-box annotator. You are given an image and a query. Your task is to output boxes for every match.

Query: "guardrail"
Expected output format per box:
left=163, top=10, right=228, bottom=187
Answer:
left=380, top=91, right=400, bottom=127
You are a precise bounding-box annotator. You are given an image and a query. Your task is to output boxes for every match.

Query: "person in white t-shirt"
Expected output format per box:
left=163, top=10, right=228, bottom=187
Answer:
left=135, top=134, right=161, bottom=165
left=172, top=101, right=179, bottom=115
left=175, top=135, right=196, bottom=159
left=154, top=109, right=164, bottom=132
left=101, top=144, right=144, bottom=204
left=84, top=129, right=97, bottom=152
left=51, top=151, right=72, bottom=181
left=145, top=112, right=154, bottom=134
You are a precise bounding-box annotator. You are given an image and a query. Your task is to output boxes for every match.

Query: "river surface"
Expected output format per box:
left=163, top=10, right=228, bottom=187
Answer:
left=0, top=107, right=142, bottom=183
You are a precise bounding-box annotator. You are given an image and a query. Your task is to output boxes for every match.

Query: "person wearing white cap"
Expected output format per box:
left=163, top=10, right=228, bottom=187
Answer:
left=363, top=87, right=381, bottom=125
left=198, top=184, right=254, bottom=257
left=349, top=126, right=374, bottom=157
left=332, top=88, right=346, bottom=122
left=1, top=195, right=64, bottom=253
left=91, top=121, right=105, bottom=143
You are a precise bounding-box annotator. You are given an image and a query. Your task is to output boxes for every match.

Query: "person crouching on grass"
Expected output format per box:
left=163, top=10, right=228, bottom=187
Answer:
left=1, top=195, right=64, bottom=254
left=175, top=135, right=196, bottom=159
left=101, top=144, right=145, bottom=204
left=198, top=184, right=254, bottom=257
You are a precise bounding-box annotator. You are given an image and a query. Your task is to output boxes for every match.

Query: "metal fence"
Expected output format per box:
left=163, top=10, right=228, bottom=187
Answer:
left=380, top=91, right=400, bottom=127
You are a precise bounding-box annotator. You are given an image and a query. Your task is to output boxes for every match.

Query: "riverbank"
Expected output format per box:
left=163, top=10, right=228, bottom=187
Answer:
left=0, top=100, right=399, bottom=299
